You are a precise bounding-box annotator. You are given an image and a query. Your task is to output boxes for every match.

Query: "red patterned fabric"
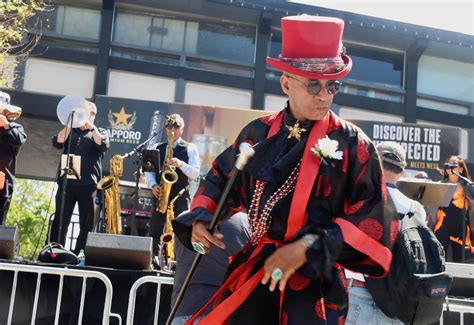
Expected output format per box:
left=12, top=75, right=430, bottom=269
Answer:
left=288, top=272, right=311, bottom=291
left=344, top=198, right=365, bottom=215
left=390, top=220, right=399, bottom=244
left=357, top=139, right=370, bottom=164
left=260, top=113, right=278, bottom=126
left=315, top=298, right=327, bottom=320
left=316, top=175, right=332, bottom=198
left=358, top=218, right=384, bottom=241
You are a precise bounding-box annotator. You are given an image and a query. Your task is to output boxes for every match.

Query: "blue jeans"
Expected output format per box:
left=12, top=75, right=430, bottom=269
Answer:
left=171, top=315, right=203, bottom=325
left=346, top=286, right=402, bottom=325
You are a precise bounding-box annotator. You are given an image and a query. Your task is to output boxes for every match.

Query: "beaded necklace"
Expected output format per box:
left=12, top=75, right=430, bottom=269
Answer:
left=248, top=160, right=302, bottom=245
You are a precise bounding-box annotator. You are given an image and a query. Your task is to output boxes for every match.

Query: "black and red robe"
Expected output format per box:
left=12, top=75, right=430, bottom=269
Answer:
left=173, top=107, right=396, bottom=324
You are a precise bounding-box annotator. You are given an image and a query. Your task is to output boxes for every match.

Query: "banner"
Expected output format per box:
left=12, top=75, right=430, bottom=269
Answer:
left=95, top=96, right=269, bottom=182
left=351, top=120, right=460, bottom=180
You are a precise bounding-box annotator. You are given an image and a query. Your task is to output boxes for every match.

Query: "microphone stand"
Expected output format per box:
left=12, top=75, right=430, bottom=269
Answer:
left=452, top=169, right=473, bottom=263
left=166, top=143, right=254, bottom=325
left=56, top=110, right=78, bottom=247
left=122, top=132, right=159, bottom=236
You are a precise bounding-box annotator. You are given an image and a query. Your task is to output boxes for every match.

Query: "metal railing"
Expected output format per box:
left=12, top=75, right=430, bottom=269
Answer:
left=126, top=275, right=174, bottom=325
left=0, top=262, right=122, bottom=325
left=440, top=297, right=474, bottom=325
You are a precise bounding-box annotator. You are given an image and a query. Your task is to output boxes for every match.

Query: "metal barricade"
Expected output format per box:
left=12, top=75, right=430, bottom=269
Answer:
left=0, top=262, right=122, bottom=325
left=126, top=275, right=174, bottom=325
left=440, top=297, right=474, bottom=325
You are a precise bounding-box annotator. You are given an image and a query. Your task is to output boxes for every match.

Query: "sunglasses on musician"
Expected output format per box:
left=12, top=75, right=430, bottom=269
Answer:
left=285, top=75, right=342, bottom=96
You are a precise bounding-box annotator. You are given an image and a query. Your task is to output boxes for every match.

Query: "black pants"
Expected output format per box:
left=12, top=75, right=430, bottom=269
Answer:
left=0, top=194, right=11, bottom=225
left=49, top=184, right=97, bottom=254
left=150, top=194, right=189, bottom=256
left=0, top=181, right=13, bottom=225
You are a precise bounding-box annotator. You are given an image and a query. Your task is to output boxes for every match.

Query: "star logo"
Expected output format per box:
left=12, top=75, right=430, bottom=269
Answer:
left=112, top=106, right=132, bottom=126
left=108, top=107, right=137, bottom=130
left=286, top=120, right=307, bottom=141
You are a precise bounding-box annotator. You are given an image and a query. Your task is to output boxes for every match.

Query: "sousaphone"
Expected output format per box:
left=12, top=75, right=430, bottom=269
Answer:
left=56, top=95, right=89, bottom=128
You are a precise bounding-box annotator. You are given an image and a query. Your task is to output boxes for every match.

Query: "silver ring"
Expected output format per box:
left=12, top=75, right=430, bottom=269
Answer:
left=191, top=241, right=206, bottom=254
left=271, top=267, right=283, bottom=281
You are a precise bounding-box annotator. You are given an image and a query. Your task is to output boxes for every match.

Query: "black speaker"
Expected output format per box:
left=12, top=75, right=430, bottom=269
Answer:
left=85, top=233, right=152, bottom=270
left=0, top=226, right=19, bottom=259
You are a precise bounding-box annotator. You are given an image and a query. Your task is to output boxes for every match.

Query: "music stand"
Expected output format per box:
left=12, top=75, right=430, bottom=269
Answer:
left=60, top=154, right=81, bottom=180
left=397, top=179, right=458, bottom=208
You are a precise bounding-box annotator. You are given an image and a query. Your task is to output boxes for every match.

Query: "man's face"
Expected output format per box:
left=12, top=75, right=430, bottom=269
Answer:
left=166, top=125, right=184, bottom=141
left=280, top=74, right=338, bottom=121
left=85, top=103, right=97, bottom=123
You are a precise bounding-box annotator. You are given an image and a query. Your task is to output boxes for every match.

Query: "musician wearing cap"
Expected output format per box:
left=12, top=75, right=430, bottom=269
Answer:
left=346, top=141, right=426, bottom=324
left=173, top=15, right=395, bottom=324
left=0, top=91, right=27, bottom=225
left=145, top=113, right=200, bottom=257
left=50, top=100, right=110, bottom=254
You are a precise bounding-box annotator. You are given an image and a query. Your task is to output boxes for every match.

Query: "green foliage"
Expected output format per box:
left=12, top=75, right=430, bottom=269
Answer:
left=0, top=0, right=46, bottom=87
left=6, top=178, right=55, bottom=259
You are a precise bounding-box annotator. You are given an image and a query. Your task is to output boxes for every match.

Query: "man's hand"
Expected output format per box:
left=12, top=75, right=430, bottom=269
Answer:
left=152, top=184, right=161, bottom=199
left=261, top=240, right=308, bottom=292
left=82, top=120, right=95, bottom=131
left=0, top=115, right=9, bottom=128
left=191, top=221, right=226, bottom=253
left=168, top=158, right=183, bottom=168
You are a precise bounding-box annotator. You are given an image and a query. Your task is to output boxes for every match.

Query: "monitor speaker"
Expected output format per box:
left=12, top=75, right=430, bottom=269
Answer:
left=85, top=233, right=152, bottom=270
left=0, top=226, right=19, bottom=260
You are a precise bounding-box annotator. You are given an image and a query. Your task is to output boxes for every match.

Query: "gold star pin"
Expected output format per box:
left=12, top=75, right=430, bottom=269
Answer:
left=286, top=120, right=307, bottom=141
left=113, top=106, right=132, bottom=126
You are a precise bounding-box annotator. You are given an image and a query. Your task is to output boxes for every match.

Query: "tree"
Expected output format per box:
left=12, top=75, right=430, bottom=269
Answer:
left=0, top=0, right=46, bottom=87
left=6, top=178, right=55, bottom=258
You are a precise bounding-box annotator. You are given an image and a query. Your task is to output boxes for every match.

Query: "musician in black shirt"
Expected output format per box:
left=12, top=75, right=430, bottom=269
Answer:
left=50, top=101, right=109, bottom=253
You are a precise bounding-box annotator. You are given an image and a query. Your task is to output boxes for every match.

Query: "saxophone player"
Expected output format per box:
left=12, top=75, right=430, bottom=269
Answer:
left=145, top=114, right=200, bottom=257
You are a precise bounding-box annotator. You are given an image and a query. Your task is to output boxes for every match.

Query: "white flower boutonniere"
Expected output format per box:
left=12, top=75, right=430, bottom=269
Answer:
left=311, top=136, right=343, bottom=165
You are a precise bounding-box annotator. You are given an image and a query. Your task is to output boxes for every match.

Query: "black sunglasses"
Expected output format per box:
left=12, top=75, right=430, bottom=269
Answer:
left=285, top=75, right=342, bottom=96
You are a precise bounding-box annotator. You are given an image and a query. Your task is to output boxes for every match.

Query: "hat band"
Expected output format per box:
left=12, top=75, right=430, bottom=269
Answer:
left=381, top=156, right=406, bottom=168
left=279, top=54, right=346, bottom=74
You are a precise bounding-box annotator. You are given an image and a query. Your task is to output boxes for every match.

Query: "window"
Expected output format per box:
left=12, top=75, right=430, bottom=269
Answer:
left=107, top=70, right=176, bottom=102
left=113, top=11, right=256, bottom=65
left=418, top=55, right=474, bottom=103
left=30, top=5, right=101, bottom=40
left=264, top=94, right=287, bottom=112
left=344, top=45, right=404, bottom=88
left=184, top=82, right=252, bottom=109
left=23, top=58, right=96, bottom=98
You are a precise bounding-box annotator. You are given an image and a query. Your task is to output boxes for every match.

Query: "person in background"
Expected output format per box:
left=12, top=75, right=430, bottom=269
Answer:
left=145, top=114, right=200, bottom=257
left=0, top=91, right=27, bottom=225
left=171, top=212, right=250, bottom=325
left=434, top=155, right=473, bottom=262
left=346, top=141, right=426, bottom=324
left=50, top=101, right=109, bottom=254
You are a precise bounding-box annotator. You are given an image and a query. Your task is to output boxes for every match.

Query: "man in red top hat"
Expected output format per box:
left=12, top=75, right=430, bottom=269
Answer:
left=173, top=15, right=396, bottom=324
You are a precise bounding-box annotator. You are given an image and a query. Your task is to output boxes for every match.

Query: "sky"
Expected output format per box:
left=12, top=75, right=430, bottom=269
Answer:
left=290, top=0, right=474, bottom=36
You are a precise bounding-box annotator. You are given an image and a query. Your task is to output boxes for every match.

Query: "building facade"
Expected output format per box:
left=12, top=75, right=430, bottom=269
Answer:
left=3, top=0, right=473, bottom=180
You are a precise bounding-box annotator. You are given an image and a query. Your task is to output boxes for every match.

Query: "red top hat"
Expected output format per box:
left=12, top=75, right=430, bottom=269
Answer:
left=267, top=15, right=352, bottom=80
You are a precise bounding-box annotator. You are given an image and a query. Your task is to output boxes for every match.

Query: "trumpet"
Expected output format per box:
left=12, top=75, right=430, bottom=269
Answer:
left=0, top=105, right=21, bottom=121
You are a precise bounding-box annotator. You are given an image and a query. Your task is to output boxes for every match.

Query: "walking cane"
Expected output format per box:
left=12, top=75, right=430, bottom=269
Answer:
left=166, top=143, right=255, bottom=325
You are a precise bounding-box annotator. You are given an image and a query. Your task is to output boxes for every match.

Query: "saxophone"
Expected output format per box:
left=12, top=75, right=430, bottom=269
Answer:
left=160, top=188, right=185, bottom=266
left=157, top=136, right=178, bottom=213
left=97, top=155, right=123, bottom=234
